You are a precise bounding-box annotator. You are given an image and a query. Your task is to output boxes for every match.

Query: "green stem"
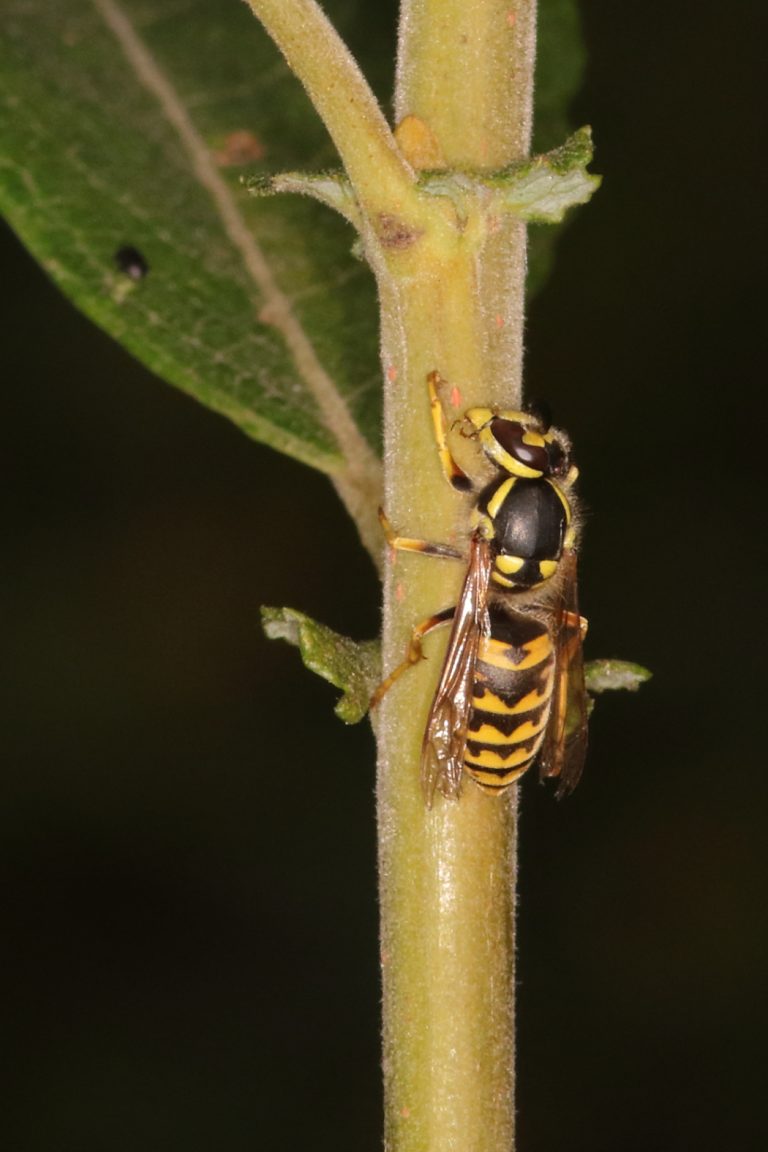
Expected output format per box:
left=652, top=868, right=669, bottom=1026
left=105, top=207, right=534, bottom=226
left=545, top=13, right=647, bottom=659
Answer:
left=396, top=0, right=536, bottom=166
left=242, top=2, right=538, bottom=1148
left=241, top=0, right=417, bottom=221
left=375, top=4, right=537, bottom=1150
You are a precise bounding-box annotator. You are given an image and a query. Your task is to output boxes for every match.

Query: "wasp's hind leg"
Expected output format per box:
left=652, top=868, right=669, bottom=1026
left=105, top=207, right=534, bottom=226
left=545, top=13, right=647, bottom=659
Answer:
left=370, top=607, right=455, bottom=709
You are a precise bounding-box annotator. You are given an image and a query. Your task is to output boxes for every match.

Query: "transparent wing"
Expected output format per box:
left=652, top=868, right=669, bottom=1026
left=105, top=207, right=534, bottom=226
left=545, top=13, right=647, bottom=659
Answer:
left=538, top=548, right=589, bottom=798
left=421, top=534, right=493, bottom=806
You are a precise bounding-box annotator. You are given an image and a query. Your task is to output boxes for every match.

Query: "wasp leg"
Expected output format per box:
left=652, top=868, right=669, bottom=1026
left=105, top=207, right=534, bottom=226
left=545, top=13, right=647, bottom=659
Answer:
left=562, top=610, right=589, bottom=643
left=427, top=370, right=473, bottom=492
left=379, top=507, right=464, bottom=561
left=370, top=607, right=455, bottom=709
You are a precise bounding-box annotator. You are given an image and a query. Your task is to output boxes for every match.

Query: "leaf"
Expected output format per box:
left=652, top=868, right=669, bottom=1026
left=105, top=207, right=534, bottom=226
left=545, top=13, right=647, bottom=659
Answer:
left=246, top=169, right=363, bottom=230
left=534, top=0, right=588, bottom=153
left=528, top=0, right=589, bottom=294
left=0, top=0, right=587, bottom=468
left=261, top=606, right=380, bottom=725
left=0, top=0, right=382, bottom=473
left=492, top=128, right=600, bottom=223
left=419, top=128, right=599, bottom=226
left=585, top=660, right=653, bottom=695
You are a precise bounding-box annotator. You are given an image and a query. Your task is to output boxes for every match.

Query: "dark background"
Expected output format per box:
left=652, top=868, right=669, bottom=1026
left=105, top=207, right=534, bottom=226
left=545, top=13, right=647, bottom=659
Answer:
left=2, top=2, right=767, bottom=1149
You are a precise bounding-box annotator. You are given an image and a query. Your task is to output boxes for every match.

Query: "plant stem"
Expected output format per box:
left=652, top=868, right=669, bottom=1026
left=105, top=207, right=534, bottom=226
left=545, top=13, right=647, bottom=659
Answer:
left=375, top=4, right=537, bottom=1150
left=241, top=0, right=417, bottom=221
left=243, top=2, right=538, bottom=1148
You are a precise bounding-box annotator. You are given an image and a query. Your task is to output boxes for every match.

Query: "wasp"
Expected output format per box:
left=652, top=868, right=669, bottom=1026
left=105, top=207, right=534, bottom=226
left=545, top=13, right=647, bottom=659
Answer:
left=374, top=371, right=588, bottom=805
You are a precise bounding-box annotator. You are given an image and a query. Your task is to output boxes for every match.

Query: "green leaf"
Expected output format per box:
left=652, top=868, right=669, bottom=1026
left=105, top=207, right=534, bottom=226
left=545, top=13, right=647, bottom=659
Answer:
left=419, top=128, right=600, bottom=226
left=534, top=0, right=587, bottom=153
left=261, top=606, right=380, bottom=725
left=585, top=660, right=653, bottom=695
left=246, top=169, right=362, bottom=230
left=529, top=0, right=589, bottom=294
left=493, top=128, right=600, bottom=223
left=0, top=0, right=588, bottom=465
left=0, top=0, right=382, bottom=473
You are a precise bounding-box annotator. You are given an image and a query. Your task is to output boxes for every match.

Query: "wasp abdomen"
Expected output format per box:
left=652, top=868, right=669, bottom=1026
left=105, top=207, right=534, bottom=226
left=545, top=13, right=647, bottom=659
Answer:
left=464, top=606, right=555, bottom=792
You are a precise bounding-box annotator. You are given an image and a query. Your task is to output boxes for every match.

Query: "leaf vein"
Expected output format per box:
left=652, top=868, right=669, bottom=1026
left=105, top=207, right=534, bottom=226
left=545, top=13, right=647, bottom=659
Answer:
left=91, top=0, right=383, bottom=553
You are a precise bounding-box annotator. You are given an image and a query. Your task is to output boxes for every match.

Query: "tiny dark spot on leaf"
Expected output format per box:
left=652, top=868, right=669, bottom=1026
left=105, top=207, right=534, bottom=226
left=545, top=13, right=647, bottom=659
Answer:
left=114, top=245, right=149, bottom=281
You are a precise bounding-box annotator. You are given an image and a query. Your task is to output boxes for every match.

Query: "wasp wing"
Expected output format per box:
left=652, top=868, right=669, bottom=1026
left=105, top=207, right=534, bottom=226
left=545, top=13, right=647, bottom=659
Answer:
left=538, top=548, right=589, bottom=798
left=421, top=534, right=493, bottom=806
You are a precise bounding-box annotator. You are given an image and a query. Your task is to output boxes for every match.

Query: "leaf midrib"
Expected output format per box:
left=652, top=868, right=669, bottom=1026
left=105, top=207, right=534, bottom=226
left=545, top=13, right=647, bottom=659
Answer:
left=92, top=0, right=382, bottom=532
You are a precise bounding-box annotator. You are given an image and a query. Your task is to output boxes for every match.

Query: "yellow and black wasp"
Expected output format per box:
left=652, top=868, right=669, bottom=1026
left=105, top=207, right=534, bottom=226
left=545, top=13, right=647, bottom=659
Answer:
left=374, top=371, right=588, bottom=805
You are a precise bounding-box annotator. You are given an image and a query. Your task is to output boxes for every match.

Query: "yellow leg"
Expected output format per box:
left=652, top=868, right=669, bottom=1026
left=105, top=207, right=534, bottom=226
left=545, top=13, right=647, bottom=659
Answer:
left=379, top=508, right=463, bottom=560
left=370, top=608, right=455, bottom=708
left=427, top=370, right=473, bottom=492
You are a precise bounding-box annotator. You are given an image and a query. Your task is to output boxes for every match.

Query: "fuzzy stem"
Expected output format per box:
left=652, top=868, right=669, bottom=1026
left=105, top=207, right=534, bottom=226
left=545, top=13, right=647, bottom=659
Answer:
left=375, top=3, right=537, bottom=1150
left=241, top=0, right=417, bottom=221
left=242, top=1, right=538, bottom=1148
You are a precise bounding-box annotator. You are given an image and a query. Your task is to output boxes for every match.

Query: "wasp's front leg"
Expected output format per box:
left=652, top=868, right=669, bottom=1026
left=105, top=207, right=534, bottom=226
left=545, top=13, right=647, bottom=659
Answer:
left=427, top=370, right=474, bottom=492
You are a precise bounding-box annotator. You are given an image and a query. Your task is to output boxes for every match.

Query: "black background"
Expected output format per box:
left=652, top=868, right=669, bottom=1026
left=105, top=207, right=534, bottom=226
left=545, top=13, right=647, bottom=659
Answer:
left=2, top=3, right=767, bottom=1149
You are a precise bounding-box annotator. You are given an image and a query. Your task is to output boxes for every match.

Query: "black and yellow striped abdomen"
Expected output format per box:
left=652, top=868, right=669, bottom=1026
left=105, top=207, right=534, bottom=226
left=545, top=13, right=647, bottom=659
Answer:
left=464, top=605, right=555, bottom=792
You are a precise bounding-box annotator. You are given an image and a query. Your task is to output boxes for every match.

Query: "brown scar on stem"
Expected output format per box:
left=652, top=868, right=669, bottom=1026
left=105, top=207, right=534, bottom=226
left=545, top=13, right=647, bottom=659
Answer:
left=376, top=212, right=423, bottom=250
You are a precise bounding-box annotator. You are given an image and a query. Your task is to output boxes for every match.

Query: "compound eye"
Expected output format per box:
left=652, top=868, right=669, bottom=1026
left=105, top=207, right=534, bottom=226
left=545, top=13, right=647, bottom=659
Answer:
left=490, top=418, right=550, bottom=473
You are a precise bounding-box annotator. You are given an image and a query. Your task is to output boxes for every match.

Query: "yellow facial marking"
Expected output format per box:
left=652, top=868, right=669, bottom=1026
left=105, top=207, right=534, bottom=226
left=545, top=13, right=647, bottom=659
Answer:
left=465, top=407, right=493, bottom=430
left=538, top=559, right=558, bottom=580
left=494, top=409, right=528, bottom=424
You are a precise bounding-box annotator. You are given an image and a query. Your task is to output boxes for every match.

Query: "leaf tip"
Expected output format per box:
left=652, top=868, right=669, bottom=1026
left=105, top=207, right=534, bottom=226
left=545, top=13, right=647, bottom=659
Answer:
left=585, top=659, right=653, bottom=696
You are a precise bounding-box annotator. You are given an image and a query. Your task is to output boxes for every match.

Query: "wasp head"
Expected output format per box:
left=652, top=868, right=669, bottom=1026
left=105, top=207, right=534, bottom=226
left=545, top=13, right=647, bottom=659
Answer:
left=464, top=406, right=575, bottom=483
